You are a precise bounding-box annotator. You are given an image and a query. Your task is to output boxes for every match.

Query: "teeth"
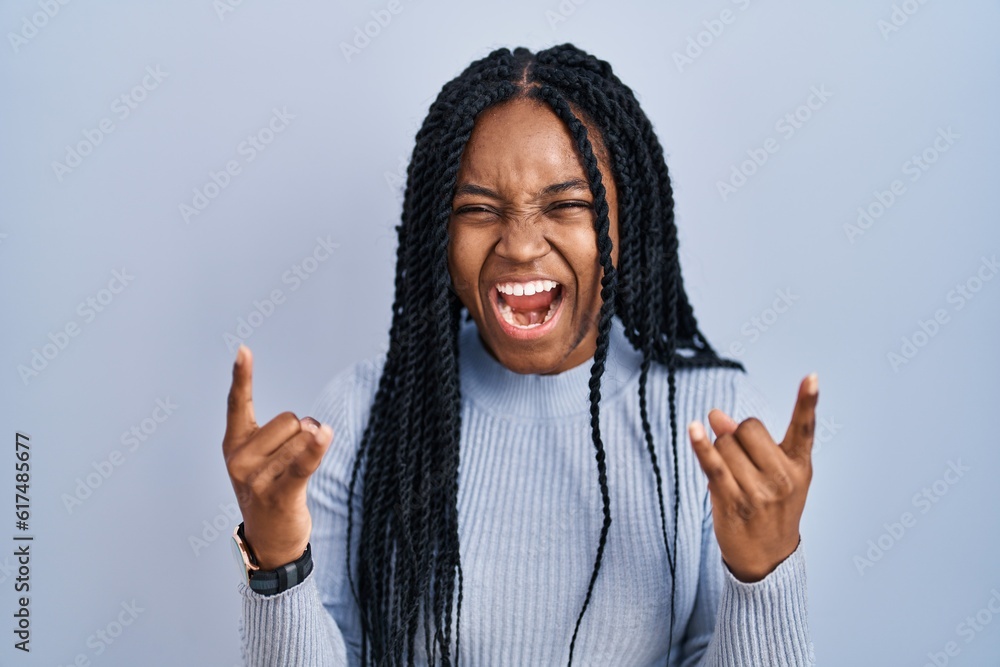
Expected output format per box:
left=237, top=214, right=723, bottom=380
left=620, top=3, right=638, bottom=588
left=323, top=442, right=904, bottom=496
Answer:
left=495, top=279, right=558, bottom=296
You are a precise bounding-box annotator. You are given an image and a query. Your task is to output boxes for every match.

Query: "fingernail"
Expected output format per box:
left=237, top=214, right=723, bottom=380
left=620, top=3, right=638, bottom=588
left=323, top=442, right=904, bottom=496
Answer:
left=318, top=424, right=333, bottom=440
left=235, top=345, right=245, bottom=366
left=688, top=421, right=705, bottom=441
left=805, top=372, right=818, bottom=395
left=300, top=417, right=319, bottom=434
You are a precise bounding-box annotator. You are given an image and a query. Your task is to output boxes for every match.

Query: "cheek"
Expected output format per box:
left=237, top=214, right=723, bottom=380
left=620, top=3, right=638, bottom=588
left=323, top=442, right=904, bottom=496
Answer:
left=563, top=228, right=603, bottom=279
left=447, top=236, right=483, bottom=300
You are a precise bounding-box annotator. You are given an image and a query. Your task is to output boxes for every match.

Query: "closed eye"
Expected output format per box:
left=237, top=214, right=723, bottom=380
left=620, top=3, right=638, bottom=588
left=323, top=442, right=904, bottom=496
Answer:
left=453, top=205, right=498, bottom=216
left=549, top=201, right=593, bottom=212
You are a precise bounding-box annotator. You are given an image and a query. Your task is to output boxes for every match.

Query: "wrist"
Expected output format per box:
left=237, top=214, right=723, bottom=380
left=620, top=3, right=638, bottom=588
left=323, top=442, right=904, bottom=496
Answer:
left=243, top=526, right=309, bottom=570
left=724, top=535, right=801, bottom=583
left=232, top=522, right=313, bottom=596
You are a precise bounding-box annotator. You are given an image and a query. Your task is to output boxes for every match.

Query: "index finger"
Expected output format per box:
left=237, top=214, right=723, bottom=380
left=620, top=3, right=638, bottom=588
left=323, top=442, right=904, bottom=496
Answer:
left=225, top=345, right=257, bottom=448
left=780, top=373, right=818, bottom=461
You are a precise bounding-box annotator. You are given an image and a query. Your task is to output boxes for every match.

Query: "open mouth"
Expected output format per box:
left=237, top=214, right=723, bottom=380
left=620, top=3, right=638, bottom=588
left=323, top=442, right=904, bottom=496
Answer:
left=493, top=279, right=564, bottom=333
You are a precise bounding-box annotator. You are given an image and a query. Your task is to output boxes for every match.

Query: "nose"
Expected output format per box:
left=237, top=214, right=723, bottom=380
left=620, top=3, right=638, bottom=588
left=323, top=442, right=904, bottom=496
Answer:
left=494, top=216, right=550, bottom=263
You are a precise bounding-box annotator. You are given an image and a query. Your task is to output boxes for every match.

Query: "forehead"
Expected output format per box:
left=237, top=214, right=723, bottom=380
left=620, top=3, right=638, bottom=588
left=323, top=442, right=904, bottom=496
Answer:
left=457, top=97, right=587, bottom=189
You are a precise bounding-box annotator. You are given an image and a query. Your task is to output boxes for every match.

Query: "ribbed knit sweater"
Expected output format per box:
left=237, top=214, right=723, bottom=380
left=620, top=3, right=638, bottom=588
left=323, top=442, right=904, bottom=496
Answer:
left=239, top=315, right=814, bottom=666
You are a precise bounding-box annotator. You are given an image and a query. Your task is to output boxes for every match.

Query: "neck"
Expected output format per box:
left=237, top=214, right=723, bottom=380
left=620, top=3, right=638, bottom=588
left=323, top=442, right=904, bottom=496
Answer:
left=458, top=315, right=643, bottom=419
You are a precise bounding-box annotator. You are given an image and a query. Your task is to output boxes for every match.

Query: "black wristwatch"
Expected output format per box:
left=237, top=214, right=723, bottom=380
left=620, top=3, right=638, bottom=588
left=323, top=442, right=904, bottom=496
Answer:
left=230, top=522, right=313, bottom=596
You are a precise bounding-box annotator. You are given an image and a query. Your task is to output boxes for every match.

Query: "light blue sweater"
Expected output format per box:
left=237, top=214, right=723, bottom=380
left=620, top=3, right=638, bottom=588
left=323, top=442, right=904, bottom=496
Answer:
left=239, top=316, right=814, bottom=666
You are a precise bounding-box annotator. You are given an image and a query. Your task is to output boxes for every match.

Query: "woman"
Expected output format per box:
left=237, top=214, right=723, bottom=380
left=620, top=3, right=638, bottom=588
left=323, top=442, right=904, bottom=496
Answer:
left=224, top=44, right=817, bottom=666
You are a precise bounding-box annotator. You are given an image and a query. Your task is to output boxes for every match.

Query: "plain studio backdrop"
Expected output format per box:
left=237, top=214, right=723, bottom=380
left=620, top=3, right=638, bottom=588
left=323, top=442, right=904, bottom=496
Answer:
left=1, top=1, right=998, bottom=665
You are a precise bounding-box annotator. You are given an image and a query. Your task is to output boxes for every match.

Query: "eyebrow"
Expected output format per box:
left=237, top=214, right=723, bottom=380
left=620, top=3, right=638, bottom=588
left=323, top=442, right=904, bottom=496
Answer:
left=453, top=178, right=591, bottom=200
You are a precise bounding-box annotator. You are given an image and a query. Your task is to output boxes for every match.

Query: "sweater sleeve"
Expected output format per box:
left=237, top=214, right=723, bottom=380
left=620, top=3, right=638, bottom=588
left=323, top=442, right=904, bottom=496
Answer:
left=678, top=371, right=815, bottom=666
left=238, top=358, right=381, bottom=666
left=238, top=575, right=348, bottom=666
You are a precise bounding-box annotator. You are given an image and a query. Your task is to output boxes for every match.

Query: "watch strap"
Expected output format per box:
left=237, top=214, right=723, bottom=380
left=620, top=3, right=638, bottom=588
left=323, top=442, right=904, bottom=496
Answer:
left=237, top=522, right=313, bottom=596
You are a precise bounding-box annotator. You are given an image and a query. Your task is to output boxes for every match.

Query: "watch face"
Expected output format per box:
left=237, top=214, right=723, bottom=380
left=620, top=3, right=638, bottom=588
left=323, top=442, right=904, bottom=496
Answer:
left=231, top=533, right=251, bottom=587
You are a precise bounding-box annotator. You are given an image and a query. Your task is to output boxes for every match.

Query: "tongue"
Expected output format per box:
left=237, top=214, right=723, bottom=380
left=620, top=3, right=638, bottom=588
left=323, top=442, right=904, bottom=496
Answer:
left=503, top=289, right=556, bottom=312
left=502, top=288, right=558, bottom=327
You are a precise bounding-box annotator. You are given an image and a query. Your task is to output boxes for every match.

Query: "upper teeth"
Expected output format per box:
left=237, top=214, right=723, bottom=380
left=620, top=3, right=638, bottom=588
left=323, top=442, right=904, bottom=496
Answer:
left=496, top=280, right=558, bottom=297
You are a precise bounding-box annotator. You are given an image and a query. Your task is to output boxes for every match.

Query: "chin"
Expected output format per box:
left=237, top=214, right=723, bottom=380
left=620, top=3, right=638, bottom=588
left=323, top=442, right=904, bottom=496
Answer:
left=497, top=350, right=561, bottom=375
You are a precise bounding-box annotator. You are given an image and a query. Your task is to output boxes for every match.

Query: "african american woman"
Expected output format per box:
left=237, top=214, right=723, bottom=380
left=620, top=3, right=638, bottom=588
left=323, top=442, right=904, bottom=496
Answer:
left=223, top=44, right=817, bottom=666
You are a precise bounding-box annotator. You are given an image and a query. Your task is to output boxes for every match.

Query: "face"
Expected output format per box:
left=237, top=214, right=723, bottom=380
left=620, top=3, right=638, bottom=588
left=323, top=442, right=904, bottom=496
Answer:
left=447, top=96, right=620, bottom=375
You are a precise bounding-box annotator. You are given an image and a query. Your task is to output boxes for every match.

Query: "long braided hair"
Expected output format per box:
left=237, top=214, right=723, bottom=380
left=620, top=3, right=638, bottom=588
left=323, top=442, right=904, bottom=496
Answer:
left=345, top=43, right=744, bottom=666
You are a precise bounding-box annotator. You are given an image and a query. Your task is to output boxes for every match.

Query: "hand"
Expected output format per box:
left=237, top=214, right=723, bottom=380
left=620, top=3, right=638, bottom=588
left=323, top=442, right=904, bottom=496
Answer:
left=688, top=373, right=818, bottom=583
left=223, top=345, right=334, bottom=570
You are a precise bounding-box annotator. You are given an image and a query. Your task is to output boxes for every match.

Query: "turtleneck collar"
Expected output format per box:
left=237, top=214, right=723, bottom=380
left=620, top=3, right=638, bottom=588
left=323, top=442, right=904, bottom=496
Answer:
left=457, top=314, right=643, bottom=420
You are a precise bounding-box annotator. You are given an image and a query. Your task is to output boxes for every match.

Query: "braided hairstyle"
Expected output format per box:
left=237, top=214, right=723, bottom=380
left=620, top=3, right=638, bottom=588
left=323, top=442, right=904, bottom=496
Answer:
left=345, top=43, right=744, bottom=666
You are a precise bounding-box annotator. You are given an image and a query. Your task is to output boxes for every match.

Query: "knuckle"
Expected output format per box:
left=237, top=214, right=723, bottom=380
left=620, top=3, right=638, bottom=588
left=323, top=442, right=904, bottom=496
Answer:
left=288, top=458, right=312, bottom=479
left=768, top=469, right=793, bottom=496
left=225, top=453, right=250, bottom=481
left=714, top=435, right=735, bottom=455
left=735, top=417, right=764, bottom=438
left=274, top=411, right=301, bottom=430
left=747, top=489, right=769, bottom=508
left=247, top=470, right=274, bottom=496
left=262, top=459, right=285, bottom=482
left=734, top=498, right=755, bottom=522
left=704, top=462, right=725, bottom=479
left=274, top=442, right=298, bottom=466
left=227, top=390, right=241, bottom=413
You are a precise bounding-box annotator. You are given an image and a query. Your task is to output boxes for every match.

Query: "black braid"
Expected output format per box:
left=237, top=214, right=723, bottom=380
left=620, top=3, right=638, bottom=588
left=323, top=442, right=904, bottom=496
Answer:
left=344, top=43, right=744, bottom=666
left=533, top=84, right=617, bottom=665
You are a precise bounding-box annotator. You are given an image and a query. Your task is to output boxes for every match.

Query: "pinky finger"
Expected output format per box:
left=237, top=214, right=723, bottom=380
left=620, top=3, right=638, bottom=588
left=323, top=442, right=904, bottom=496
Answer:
left=689, top=421, right=741, bottom=498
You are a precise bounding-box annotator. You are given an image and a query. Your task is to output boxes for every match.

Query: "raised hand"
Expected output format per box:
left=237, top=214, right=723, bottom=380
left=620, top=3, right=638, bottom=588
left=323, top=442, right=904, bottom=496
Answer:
left=223, top=345, right=334, bottom=570
left=688, top=374, right=818, bottom=582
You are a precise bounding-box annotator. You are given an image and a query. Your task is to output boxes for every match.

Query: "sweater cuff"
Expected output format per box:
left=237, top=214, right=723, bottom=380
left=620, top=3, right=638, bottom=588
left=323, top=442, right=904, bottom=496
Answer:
left=713, top=541, right=815, bottom=666
left=240, top=571, right=348, bottom=666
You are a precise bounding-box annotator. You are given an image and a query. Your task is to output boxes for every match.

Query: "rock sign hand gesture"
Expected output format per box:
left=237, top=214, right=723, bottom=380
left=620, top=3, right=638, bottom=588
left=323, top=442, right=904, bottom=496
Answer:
left=223, top=345, right=334, bottom=570
left=688, top=373, right=818, bottom=582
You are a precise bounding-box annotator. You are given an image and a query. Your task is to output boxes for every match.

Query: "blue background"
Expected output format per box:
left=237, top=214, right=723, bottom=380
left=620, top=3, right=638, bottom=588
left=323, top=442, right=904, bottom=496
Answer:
left=1, top=1, right=998, bottom=665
